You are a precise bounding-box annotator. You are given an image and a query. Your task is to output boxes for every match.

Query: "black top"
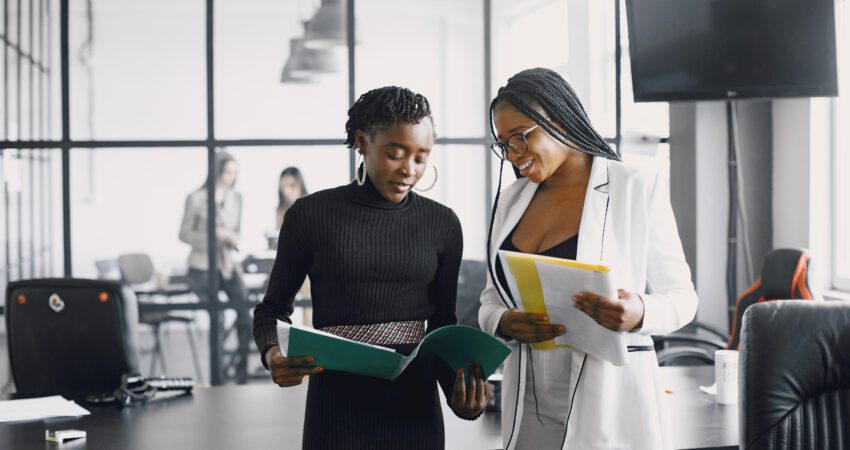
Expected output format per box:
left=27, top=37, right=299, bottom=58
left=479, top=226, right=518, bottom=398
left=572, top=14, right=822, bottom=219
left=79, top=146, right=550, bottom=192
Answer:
left=252, top=178, right=465, bottom=450
left=495, top=226, right=579, bottom=306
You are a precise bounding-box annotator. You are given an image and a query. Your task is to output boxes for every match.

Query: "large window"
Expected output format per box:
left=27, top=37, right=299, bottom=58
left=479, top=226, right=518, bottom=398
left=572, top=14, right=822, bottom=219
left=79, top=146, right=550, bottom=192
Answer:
left=1, top=0, right=671, bottom=385
left=834, top=0, right=850, bottom=291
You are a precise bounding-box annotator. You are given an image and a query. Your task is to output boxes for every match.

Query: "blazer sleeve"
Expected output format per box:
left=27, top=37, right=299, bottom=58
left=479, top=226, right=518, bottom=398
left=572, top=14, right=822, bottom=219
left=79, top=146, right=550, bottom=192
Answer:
left=634, top=171, right=699, bottom=336
left=178, top=192, right=207, bottom=250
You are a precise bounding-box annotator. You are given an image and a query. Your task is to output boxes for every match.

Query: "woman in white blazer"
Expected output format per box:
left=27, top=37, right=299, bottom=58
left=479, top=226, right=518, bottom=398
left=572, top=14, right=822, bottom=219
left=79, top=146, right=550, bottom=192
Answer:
left=479, top=68, right=698, bottom=450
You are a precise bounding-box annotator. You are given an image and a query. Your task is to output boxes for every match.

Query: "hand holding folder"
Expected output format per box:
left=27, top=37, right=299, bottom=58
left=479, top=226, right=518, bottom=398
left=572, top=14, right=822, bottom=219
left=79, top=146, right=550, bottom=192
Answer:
left=277, top=323, right=511, bottom=381
left=498, top=250, right=630, bottom=365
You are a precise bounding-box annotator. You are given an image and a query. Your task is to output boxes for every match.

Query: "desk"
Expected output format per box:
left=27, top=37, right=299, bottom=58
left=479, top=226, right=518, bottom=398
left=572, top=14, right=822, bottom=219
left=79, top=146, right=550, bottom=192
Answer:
left=0, top=366, right=735, bottom=450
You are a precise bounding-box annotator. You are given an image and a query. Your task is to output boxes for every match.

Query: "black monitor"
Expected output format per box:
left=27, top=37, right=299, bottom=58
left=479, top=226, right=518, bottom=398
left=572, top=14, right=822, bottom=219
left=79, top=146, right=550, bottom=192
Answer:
left=626, top=0, right=838, bottom=101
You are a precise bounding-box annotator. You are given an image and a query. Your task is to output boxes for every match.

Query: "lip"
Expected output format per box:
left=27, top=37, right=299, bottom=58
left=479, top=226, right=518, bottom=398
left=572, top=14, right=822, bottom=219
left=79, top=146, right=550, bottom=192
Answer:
left=388, top=181, right=412, bottom=193
left=515, top=158, right=535, bottom=176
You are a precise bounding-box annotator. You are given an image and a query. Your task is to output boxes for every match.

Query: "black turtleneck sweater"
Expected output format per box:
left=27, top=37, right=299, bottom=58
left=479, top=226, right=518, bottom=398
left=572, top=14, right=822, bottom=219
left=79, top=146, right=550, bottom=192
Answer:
left=252, top=178, right=464, bottom=450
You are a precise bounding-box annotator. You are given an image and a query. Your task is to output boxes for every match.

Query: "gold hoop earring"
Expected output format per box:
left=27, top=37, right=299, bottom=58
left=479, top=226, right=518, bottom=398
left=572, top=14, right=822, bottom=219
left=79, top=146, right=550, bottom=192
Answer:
left=355, top=151, right=366, bottom=186
left=414, top=165, right=438, bottom=192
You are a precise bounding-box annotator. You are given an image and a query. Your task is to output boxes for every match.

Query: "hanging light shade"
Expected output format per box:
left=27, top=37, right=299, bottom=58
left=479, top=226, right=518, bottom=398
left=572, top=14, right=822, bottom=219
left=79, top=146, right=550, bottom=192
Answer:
left=303, top=0, right=346, bottom=49
left=280, top=36, right=340, bottom=83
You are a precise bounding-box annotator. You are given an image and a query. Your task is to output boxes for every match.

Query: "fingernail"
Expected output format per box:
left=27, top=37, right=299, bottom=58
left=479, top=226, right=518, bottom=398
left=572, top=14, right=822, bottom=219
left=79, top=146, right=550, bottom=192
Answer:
left=572, top=301, right=578, bottom=308
left=306, top=357, right=315, bottom=363
left=316, top=367, right=324, bottom=373
left=572, top=295, right=579, bottom=301
left=541, top=315, right=549, bottom=321
left=459, top=368, right=464, bottom=375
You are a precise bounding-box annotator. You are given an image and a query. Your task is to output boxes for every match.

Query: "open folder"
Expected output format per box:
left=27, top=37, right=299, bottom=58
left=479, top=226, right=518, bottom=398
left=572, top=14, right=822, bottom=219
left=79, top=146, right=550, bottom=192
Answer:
left=277, top=322, right=511, bottom=381
left=498, top=250, right=630, bottom=365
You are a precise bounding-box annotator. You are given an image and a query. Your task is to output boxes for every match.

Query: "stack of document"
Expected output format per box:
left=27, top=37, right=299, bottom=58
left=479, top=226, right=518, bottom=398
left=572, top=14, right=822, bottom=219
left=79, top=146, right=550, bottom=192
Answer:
left=278, top=323, right=511, bottom=381
left=0, top=396, right=91, bottom=423
left=498, top=250, right=630, bottom=365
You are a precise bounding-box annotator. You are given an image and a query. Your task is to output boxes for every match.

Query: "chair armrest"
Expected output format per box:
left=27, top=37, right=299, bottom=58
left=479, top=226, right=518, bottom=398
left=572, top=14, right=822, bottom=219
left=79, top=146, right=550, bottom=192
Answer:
left=652, top=333, right=727, bottom=350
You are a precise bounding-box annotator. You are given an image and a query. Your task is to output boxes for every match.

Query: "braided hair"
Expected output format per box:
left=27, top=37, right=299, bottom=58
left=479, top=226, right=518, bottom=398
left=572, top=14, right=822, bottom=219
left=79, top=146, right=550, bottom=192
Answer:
left=344, top=86, right=435, bottom=149
left=489, top=67, right=619, bottom=162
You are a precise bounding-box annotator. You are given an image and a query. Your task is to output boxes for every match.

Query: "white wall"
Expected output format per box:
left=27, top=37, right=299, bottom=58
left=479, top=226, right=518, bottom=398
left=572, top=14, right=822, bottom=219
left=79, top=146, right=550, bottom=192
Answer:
left=772, top=98, right=833, bottom=293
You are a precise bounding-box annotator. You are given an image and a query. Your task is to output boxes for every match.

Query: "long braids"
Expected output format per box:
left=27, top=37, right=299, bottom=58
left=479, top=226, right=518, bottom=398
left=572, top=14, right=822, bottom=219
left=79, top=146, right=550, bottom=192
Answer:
left=490, top=67, right=620, bottom=162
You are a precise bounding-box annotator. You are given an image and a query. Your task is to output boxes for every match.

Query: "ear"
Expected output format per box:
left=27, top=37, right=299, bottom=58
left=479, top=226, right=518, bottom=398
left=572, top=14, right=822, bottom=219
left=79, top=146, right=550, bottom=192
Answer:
left=354, top=130, right=370, bottom=155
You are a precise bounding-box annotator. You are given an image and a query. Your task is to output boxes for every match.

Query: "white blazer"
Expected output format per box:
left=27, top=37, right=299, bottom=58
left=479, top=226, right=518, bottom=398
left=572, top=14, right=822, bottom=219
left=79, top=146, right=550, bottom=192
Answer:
left=479, top=156, right=698, bottom=450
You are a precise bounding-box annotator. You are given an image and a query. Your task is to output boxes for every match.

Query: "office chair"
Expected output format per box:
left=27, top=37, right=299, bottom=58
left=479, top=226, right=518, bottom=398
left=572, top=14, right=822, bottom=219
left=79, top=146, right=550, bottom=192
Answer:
left=115, top=253, right=203, bottom=382
left=5, top=278, right=140, bottom=397
left=740, top=300, right=850, bottom=449
left=654, top=248, right=815, bottom=366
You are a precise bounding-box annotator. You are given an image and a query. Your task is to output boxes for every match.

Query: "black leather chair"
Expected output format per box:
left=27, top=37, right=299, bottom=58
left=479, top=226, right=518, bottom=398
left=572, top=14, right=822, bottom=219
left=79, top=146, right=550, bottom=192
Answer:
left=655, top=248, right=815, bottom=366
left=740, top=300, right=850, bottom=449
left=5, top=278, right=140, bottom=398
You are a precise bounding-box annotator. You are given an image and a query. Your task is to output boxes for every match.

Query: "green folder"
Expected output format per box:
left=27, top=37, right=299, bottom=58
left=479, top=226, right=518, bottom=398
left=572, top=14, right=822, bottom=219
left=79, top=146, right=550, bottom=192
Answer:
left=279, top=323, right=511, bottom=381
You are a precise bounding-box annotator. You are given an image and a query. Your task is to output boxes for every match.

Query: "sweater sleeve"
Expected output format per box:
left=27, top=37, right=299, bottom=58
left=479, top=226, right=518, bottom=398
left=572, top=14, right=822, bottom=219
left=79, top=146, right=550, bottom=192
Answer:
left=425, top=210, right=481, bottom=420
left=252, top=199, right=311, bottom=367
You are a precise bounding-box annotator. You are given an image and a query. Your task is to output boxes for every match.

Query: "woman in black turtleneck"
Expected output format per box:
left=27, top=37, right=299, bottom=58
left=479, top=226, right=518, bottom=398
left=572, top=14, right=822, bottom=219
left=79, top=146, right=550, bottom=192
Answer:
left=253, top=86, right=491, bottom=450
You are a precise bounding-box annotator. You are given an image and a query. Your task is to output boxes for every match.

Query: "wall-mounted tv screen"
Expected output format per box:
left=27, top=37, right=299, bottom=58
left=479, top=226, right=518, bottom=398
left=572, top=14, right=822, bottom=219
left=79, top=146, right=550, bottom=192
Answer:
left=626, top=0, right=838, bottom=101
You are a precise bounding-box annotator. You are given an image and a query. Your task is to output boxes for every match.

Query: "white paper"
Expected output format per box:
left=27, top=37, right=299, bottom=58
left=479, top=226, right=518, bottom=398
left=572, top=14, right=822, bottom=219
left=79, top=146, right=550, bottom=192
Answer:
left=535, top=261, right=630, bottom=365
left=0, top=396, right=91, bottom=423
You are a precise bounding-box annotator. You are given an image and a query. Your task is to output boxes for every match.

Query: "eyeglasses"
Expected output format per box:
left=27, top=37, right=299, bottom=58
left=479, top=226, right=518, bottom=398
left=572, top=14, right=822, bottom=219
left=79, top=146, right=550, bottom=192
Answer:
left=490, top=124, right=540, bottom=160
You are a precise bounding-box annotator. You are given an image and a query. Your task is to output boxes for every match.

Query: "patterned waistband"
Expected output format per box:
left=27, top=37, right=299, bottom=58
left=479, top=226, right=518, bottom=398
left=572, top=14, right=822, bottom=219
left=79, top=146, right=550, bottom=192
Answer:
left=319, top=320, right=426, bottom=346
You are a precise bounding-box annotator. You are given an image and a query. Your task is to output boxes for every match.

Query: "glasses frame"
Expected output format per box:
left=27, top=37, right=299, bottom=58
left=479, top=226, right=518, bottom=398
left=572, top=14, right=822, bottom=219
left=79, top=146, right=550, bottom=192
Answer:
left=490, top=124, right=541, bottom=160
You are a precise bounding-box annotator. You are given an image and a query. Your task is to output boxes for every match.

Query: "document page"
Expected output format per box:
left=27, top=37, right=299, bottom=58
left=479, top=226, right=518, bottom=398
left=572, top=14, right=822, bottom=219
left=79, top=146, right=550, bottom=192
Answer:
left=0, top=396, right=90, bottom=423
left=535, top=261, right=629, bottom=364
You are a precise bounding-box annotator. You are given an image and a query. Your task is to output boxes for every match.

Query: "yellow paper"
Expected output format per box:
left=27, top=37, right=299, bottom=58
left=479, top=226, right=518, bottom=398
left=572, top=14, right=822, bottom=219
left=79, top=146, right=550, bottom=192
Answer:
left=502, top=252, right=609, bottom=350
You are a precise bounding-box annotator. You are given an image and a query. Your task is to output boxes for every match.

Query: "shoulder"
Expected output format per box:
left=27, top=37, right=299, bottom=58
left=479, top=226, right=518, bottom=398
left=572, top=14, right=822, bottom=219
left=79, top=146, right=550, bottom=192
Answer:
left=605, top=158, right=658, bottom=196
left=413, top=195, right=461, bottom=229
left=293, top=185, right=348, bottom=207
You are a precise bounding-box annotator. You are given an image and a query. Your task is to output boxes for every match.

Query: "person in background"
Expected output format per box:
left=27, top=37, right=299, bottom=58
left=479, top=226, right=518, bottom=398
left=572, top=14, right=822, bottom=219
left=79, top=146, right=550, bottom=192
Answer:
left=479, top=68, right=698, bottom=450
left=253, top=86, right=491, bottom=449
left=179, top=150, right=247, bottom=305
left=276, top=167, right=309, bottom=232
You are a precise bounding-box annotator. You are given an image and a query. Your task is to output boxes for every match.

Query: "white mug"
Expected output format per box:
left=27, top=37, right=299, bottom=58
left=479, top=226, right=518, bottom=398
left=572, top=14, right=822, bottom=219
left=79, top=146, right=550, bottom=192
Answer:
left=714, top=349, right=739, bottom=405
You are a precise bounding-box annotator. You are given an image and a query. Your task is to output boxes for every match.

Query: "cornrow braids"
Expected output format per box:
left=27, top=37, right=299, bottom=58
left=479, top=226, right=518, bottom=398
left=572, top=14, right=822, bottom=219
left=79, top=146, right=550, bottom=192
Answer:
left=344, top=86, right=435, bottom=149
left=489, top=67, right=620, bottom=162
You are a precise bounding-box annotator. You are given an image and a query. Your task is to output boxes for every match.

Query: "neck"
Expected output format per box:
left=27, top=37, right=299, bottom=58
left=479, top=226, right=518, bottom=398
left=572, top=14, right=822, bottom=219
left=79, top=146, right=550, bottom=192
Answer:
left=542, top=152, right=592, bottom=191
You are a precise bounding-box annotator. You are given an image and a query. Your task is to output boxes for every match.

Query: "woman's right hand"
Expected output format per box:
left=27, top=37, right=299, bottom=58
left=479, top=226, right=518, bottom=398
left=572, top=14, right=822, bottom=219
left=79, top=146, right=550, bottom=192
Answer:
left=498, top=309, right=566, bottom=343
left=264, top=346, right=324, bottom=388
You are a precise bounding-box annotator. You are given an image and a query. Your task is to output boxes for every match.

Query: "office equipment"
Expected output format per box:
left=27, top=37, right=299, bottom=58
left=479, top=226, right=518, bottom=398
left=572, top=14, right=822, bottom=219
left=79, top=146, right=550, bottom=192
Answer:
left=498, top=250, right=630, bottom=364
left=45, top=429, right=87, bottom=443
left=278, top=323, right=510, bottom=380
left=626, top=0, right=838, bottom=101
left=5, top=279, right=140, bottom=398
left=740, top=301, right=850, bottom=449
left=0, top=367, right=734, bottom=449
left=0, top=396, right=90, bottom=423
left=654, top=248, right=814, bottom=366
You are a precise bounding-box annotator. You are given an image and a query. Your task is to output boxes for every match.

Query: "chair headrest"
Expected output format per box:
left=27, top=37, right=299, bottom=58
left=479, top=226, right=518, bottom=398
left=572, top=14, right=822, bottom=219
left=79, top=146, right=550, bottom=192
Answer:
left=759, top=248, right=810, bottom=299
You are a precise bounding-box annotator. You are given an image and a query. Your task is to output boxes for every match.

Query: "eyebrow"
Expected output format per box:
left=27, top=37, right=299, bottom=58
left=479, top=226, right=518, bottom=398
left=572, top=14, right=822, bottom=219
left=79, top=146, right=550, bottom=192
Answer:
left=384, top=142, right=409, bottom=151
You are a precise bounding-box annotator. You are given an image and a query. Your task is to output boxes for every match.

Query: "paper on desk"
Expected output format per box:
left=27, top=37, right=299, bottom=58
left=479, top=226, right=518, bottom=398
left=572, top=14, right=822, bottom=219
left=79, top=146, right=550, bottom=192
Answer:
left=535, top=261, right=630, bottom=365
left=0, top=396, right=90, bottom=423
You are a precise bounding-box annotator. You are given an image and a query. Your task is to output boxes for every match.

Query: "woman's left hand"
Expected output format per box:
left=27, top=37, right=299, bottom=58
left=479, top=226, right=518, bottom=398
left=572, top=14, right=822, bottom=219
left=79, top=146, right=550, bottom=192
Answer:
left=449, top=362, right=493, bottom=419
left=572, top=289, right=645, bottom=332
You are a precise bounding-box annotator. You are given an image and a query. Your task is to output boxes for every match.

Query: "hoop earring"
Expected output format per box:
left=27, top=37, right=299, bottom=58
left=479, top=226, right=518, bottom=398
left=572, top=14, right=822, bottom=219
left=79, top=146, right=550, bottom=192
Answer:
left=355, top=152, right=367, bottom=186
left=414, top=165, right=438, bottom=192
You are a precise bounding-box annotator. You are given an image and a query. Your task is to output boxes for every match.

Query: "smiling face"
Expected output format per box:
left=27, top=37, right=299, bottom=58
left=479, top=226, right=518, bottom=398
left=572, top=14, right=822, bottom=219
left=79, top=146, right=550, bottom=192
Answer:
left=492, top=103, right=585, bottom=185
left=356, top=119, right=435, bottom=203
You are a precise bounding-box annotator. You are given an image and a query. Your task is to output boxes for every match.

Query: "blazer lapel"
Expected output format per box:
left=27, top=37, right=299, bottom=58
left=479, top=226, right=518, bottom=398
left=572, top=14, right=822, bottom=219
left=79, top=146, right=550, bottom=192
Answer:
left=576, top=157, right=611, bottom=264
left=489, top=180, right=539, bottom=308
